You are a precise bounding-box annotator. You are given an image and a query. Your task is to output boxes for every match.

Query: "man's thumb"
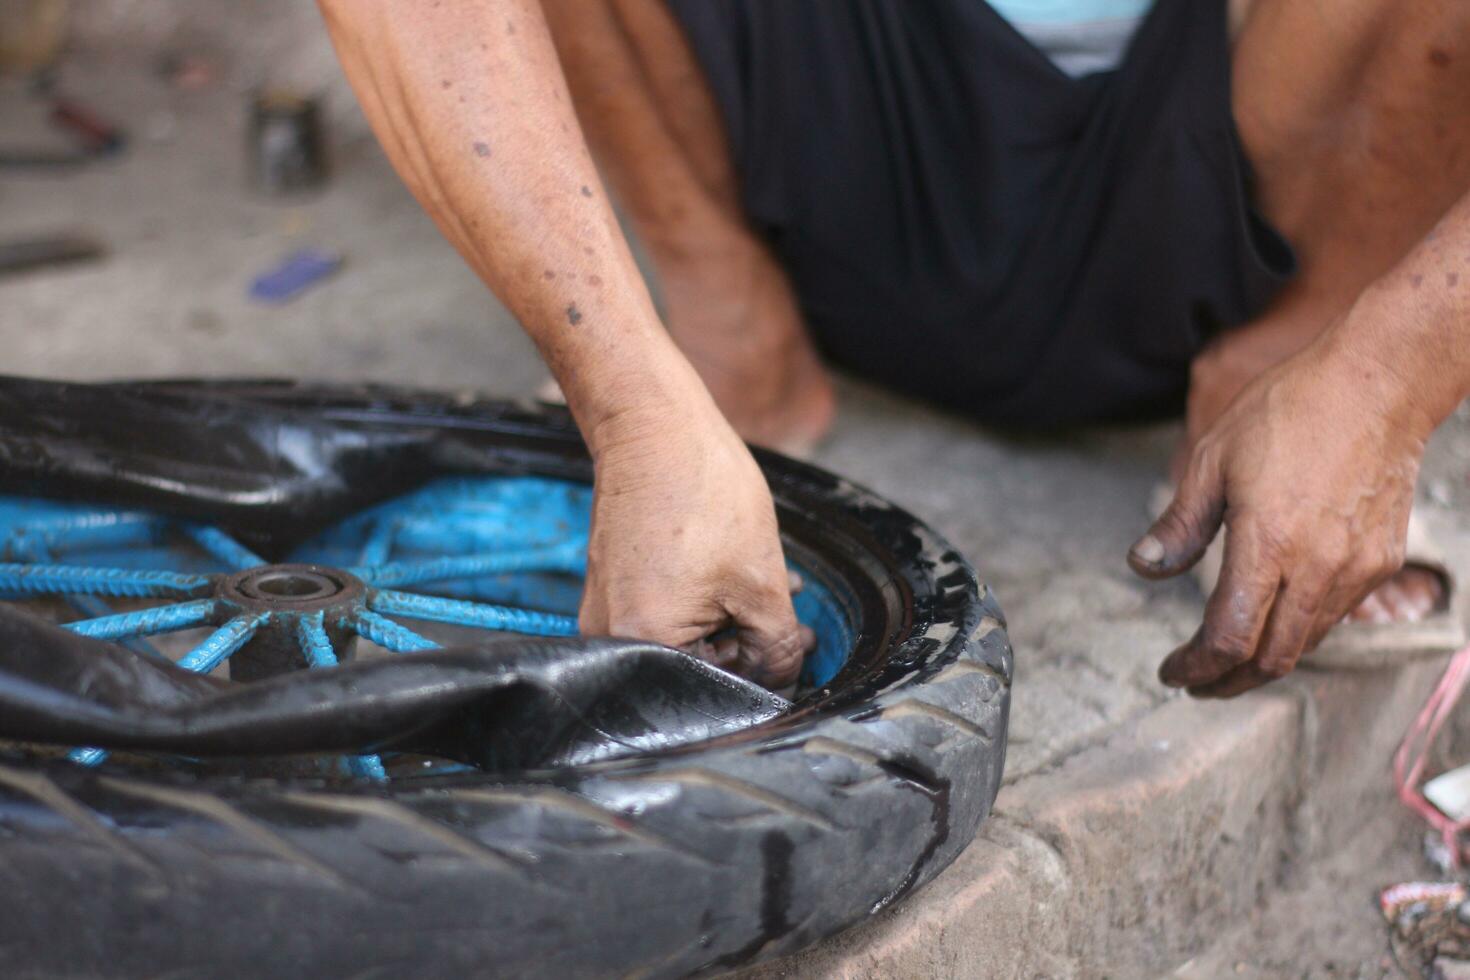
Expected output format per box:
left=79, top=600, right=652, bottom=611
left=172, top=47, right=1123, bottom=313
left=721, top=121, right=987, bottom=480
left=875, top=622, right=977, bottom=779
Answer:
left=1130, top=463, right=1225, bottom=580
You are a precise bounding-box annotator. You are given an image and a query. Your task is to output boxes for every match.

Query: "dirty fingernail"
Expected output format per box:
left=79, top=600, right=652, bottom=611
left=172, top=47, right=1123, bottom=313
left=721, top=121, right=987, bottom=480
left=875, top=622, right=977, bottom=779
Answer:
left=1157, top=646, right=1197, bottom=688
left=1132, top=534, right=1165, bottom=565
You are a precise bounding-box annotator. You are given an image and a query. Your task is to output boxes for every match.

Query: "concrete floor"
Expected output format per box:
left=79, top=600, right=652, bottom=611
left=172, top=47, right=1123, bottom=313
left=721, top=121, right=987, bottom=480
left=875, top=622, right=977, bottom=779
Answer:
left=4, top=24, right=1470, bottom=979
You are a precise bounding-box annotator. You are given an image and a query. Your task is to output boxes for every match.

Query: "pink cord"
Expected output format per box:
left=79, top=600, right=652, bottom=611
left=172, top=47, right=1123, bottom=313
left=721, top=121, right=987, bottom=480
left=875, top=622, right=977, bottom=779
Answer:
left=1395, top=644, right=1470, bottom=866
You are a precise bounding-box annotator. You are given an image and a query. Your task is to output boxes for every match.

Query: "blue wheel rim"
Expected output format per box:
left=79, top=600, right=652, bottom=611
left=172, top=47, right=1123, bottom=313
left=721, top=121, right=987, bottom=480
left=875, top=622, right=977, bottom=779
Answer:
left=0, top=476, right=852, bottom=780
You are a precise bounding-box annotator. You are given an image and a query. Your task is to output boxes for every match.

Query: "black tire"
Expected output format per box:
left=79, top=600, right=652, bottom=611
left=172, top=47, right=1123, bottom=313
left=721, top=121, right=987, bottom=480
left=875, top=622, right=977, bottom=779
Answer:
left=0, top=381, right=1012, bottom=979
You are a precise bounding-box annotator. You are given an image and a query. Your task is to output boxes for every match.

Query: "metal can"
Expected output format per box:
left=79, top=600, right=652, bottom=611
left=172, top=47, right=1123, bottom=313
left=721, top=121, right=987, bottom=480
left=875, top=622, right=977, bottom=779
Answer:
left=248, top=89, right=327, bottom=195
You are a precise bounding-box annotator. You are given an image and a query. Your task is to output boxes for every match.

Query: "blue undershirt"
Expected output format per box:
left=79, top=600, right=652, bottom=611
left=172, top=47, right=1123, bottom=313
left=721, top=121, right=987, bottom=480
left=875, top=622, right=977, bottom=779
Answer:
left=986, top=0, right=1156, bottom=77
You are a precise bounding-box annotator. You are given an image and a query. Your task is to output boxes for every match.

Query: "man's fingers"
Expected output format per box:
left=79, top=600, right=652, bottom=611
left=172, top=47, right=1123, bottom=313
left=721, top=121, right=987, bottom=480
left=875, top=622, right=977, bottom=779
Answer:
left=1187, top=662, right=1276, bottom=699
left=691, top=634, right=741, bottom=671
left=1130, top=451, right=1226, bottom=580
left=1254, top=579, right=1321, bottom=679
left=1189, top=578, right=1321, bottom=697
left=726, top=594, right=808, bottom=691
left=1158, top=525, right=1279, bottom=688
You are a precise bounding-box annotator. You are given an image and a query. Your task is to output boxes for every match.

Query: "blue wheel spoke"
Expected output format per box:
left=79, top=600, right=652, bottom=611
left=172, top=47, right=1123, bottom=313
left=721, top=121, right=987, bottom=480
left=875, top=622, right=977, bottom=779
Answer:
left=12, top=540, right=169, bottom=658
left=368, top=589, right=577, bottom=637
left=63, top=595, right=169, bottom=660
left=356, top=518, right=398, bottom=566
left=182, top=525, right=265, bottom=571
left=0, top=563, right=210, bottom=598
left=295, top=613, right=388, bottom=780
left=348, top=609, right=439, bottom=653
left=295, top=611, right=342, bottom=667
left=63, top=598, right=219, bottom=641
left=352, top=541, right=585, bottom=589
left=176, top=612, right=269, bottom=673
left=70, top=610, right=262, bottom=769
left=393, top=517, right=567, bottom=554
left=9, top=512, right=164, bottom=560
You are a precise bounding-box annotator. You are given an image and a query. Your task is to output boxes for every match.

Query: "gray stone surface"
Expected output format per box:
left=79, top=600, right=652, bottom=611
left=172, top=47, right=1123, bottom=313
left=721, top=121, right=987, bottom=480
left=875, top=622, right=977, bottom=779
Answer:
left=3, top=25, right=1469, bottom=978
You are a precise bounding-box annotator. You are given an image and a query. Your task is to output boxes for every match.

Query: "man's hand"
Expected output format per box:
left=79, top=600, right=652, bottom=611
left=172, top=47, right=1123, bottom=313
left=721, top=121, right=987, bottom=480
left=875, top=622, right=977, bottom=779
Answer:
left=319, top=1, right=807, bottom=688
left=1131, top=171, right=1470, bottom=698
left=1129, top=324, right=1429, bottom=697
left=581, top=402, right=807, bottom=690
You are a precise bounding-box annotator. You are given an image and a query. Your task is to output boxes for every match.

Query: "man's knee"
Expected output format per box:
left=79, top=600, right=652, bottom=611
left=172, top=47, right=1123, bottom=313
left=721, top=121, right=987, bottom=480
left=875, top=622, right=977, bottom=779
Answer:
left=1233, top=0, right=1470, bottom=162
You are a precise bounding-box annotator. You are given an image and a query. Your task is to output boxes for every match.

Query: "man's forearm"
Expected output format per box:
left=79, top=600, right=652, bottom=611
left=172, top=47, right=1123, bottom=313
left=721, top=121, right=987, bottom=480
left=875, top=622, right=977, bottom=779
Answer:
left=1326, top=187, right=1470, bottom=436
left=317, top=0, right=710, bottom=450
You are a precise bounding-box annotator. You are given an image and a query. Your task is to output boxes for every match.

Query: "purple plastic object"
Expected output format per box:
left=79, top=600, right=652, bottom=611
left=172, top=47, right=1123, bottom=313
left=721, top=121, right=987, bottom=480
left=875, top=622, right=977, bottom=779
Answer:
left=248, top=248, right=341, bottom=303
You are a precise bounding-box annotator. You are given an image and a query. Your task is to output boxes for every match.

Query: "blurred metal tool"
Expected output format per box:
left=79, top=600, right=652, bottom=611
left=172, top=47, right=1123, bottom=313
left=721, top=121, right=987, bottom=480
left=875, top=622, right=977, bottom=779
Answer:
left=49, top=96, right=125, bottom=155
left=0, top=234, right=104, bottom=278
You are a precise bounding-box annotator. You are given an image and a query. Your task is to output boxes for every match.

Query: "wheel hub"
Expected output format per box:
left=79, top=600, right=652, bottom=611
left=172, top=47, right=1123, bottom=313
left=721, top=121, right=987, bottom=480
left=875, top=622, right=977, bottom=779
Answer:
left=216, top=563, right=366, bottom=682
left=219, top=563, right=365, bottom=613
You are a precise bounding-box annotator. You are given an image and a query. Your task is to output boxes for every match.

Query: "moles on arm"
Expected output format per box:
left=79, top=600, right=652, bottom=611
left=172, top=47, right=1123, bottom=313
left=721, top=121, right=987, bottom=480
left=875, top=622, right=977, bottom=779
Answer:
left=316, top=0, right=807, bottom=688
